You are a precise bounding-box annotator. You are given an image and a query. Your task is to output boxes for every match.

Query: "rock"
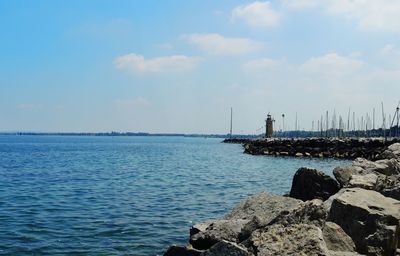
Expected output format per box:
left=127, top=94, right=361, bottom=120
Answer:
left=201, top=240, right=251, bottom=256
left=190, top=192, right=303, bottom=250
left=289, top=167, right=340, bottom=201
left=295, top=152, right=303, bottom=157
left=375, top=158, right=400, bottom=175
left=247, top=224, right=330, bottom=256
left=164, top=245, right=203, bottom=256
left=224, top=192, right=302, bottom=221
left=353, top=158, right=389, bottom=173
left=379, top=143, right=400, bottom=159
left=238, top=216, right=265, bottom=242
left=226, top=192, right=303, bottom=243
left=375, top=174, right=400, bottom=200
left=322, top=222, right=356, bottom=253
left=190, top=219, right=249, bottom=250
left=323, top=189, right=347, bottom=213
left=348, top=173, right=378, bottom=190
left=269, top=199, right=327, bottom=228
left=333, top=166, right=366, bottom=187
left=190, top=221, right=214, bottom=236
left=352, top=157, right=400, bottom=176
left=327, top=188, right=400, bottom=256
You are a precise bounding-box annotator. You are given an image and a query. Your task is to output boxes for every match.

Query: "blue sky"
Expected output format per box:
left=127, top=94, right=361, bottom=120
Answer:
left=1, top=0, right=400, bottom=133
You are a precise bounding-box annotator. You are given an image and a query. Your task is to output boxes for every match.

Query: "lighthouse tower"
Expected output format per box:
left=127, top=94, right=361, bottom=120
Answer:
left=265, top=114, right=274, bottom=138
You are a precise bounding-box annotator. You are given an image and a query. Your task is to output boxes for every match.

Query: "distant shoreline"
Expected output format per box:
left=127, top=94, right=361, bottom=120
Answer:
left=0, top=132, right=257, bottom=139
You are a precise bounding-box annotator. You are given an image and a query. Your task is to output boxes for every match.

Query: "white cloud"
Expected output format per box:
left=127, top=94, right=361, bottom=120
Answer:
left=114, top=53, right=201, bottom=73
left=244, top=53, right=363, bottom=77
left=232, top=1, right=281, bottom=27
left=300, top=53, right=364, bottom=77
left=325, top=0, right=400, bottom=32
left=185, top=33, right=262, bottom=55
left=283, top=0, right=400, bottom=32
left=281, top=0, right=319, bottom=9
left=242, top=58, right=285, bottom=72
left=380, top=44, right=400, bottom=56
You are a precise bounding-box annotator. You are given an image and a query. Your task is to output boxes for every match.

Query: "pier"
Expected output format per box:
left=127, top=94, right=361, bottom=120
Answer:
left=224, top=137, right=400, bottom=160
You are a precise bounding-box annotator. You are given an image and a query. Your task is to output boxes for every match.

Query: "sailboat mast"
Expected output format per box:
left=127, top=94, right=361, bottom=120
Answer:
left=230, top=107, right=233, bottom=138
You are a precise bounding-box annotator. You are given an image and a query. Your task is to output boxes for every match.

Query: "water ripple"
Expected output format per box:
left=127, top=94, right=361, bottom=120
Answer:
left=0, top=135, right=349, bottom=255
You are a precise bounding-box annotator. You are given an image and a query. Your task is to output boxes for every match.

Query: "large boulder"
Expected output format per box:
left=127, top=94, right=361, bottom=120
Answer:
left=352, top=158, right=389, bottom=173
left=375, top=158, right=400, bottom=176
left=246, top=224, right=330, bottom=256
left=269, top=199, right=327, bottom=228
left=327, top=188, right=400, bottom=255
left=290, top=167, right=340, bottom=201
left=201, top=240, right=251, bottom=256
left=333, top=166, right=366, bottom=187
left=224, top=192, right=302, bottom=221
left=190, top=221, right=214, bottom=236
left=352, top=157, right=400, bottom=176
left=348, top=173, right=378, bottom=190
left=375, top=174, right=400, bottom=200
left=189, top=219, right=249, bottom=250
left=322, top=221, right=356, bottom=253
left=190, top=192, right=302, bottom=250
left=378, top=143, right=400, bottom=159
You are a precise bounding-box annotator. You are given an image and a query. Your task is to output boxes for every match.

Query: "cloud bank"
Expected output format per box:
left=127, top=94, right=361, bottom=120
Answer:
left=114, top=54, right=201, bottom=73
left=185, top=33, right=263, bottom=55
left=232, top=1, right=281, bottom=27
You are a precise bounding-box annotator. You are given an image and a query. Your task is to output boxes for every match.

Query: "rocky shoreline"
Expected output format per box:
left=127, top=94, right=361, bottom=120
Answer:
left=164, top=141, right=400, bottom=255
left=224, top=137, right=400, bottom=160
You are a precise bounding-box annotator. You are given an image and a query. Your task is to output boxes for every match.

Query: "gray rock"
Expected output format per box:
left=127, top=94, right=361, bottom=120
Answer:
left=201, top=240, right=251, bottom=256
left=322, top=221, right=356, bottom=252
left=351, top=157, right=400, bottom=176
left=290, top=167, right=340, bottom=201
left=353, top=158, right=389, bottom=174
left=224, top=192, right=302, bottom=221
left=269, top=199, right=327, bottom=228
left=375, top=158, right=400, bottom=175
left=348, top=173, right=378, bottom=190
left=190, top=220, right=214, bottom=236
left=375, top=174, right=400, bottom=200
left=239, top=199, right=328, bottom=242
left=164, top=245, right=203, bottom=256
left=247, top=224, right=330, bottom=256
left=379, top=143, right=400, bottom=159
left=238, top=216, right=264, bottom=242
left=190, top=192, right=302, bottom=250
left=323, top=189, right=347, bottom=213
left=190, top=219, right=249, bottom=250
left=327, top=188, right=400, bottom=256
left=333, top=166, right=366, bottom=187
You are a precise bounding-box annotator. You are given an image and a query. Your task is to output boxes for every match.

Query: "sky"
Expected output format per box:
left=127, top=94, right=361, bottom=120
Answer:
left=1, top=0, right=400, bottom=134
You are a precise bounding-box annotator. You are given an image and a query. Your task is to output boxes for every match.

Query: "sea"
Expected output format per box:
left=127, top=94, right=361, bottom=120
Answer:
left=0, top=135, right=350, bottom=255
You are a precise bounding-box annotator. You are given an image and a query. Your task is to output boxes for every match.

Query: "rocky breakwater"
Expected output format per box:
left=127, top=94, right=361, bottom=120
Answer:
left=241, top=138, right=400, bottom=160
left=164, top=143, right=400, bottom=256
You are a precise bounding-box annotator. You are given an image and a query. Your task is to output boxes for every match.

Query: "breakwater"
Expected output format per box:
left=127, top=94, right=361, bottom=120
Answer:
left=224, top=137, right=400, bottom=160
left=164, top=141, right=400, bottom=256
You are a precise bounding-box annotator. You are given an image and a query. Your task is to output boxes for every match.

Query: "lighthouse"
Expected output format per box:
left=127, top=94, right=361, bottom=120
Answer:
left=265, top=114, right=274, bottom=138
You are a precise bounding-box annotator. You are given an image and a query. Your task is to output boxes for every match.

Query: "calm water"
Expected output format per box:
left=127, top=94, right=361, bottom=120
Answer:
left=0, top=135, right=350, bottom=255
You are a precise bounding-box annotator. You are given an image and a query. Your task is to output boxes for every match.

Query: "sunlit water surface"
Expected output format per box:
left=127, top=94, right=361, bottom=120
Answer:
left=0, top=136, right=350, bottom=255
